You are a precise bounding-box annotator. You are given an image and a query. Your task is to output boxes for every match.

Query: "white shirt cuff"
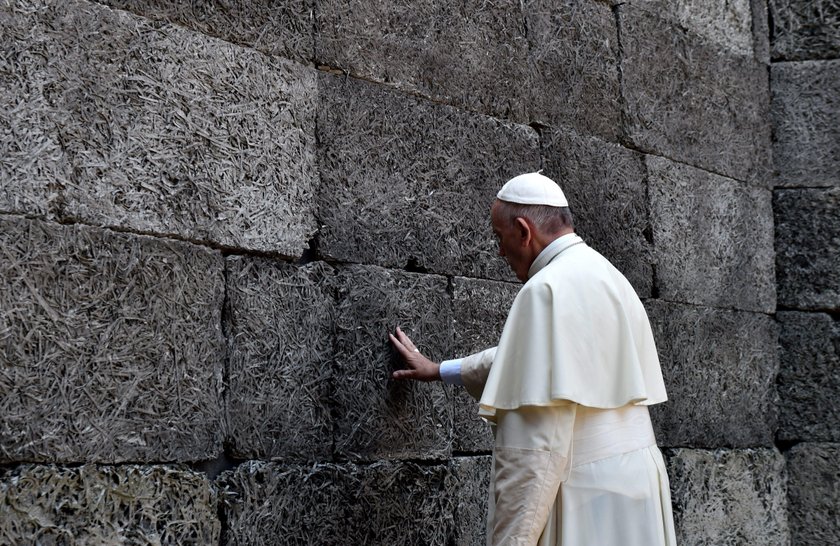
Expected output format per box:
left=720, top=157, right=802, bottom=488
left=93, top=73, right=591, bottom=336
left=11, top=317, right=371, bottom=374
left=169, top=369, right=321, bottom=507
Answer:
left=439, top=359, right=464, bottom=386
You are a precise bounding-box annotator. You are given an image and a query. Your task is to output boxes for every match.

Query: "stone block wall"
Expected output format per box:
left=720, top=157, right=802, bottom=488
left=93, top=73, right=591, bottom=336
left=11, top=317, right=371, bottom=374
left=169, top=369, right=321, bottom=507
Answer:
left=1, top=0, right=831, bottom=543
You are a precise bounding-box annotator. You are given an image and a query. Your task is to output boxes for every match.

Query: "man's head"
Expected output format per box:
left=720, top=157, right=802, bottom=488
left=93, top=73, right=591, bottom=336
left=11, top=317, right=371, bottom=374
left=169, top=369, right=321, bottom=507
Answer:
left=491, top=173, right=575, bottom=281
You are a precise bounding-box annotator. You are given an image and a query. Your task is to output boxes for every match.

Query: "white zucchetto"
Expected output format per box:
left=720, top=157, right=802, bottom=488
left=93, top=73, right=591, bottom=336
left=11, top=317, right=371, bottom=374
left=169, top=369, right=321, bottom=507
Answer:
left=497, top=172, right=569, bottom=207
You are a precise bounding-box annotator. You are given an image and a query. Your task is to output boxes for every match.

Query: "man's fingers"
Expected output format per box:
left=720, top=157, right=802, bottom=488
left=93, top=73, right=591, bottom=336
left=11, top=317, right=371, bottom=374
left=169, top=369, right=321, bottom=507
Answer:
left=389, top=333, right=417, bottom=362
left=395, top=327, right=418, bottom=352
left=392, top=368, right=417, bottom=380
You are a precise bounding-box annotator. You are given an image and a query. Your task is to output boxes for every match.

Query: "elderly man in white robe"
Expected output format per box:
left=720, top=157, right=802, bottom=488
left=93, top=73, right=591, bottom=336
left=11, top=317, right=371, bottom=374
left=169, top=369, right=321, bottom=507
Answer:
left=390, top=172, right=677, bottom=546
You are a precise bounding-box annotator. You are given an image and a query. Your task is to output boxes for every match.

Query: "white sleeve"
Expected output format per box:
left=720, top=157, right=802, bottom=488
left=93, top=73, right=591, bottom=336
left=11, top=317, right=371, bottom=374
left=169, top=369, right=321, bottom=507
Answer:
left=439, top=358, right=464, bottom=386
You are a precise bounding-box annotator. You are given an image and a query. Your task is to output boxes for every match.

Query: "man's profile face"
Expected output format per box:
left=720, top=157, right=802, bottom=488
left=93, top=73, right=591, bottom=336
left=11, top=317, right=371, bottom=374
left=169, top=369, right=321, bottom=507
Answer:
left=491, top=200, right=530, bottom=281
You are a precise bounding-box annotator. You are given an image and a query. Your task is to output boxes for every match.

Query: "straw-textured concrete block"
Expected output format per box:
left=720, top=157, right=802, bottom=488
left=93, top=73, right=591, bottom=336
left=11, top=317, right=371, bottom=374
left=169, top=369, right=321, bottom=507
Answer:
left=648, top=156, right=776, bottom=313
left=0, top=464, right=219, bottom=544
left=666, top=448, right=789, bottom=545
left=225, top=257, right=334, bottom=461
left=771, top=60, right=840, bottom=187
left=618, top=6, right=770, bottom=184
left=450, top=456, right=492, bottom=546
left=777, top=312, right=840, bottom=442
left=769, top=0, right=840, bottom=61
left=0, top=215, right=225, bottom=462
left=751, top=0, right=771, bottom=64
left=99, top=0, right=314, bottom=62
left=3, top=0, right=317, bottom=256
left=542, top=130, right=653, bottom=297
left=333, top=265, right=453, bottom=461
left=317, top=73, right=539, bottom=280
left=451, top=277, right=520, bottom=453
left=774, top=187, right=840, bottom=310
left=524, top=0, right=622, bottom=140
left=787, top=443, right=840, bottom=545
left=315, top=0, right=531, bottom=123
left=646, top=301, right=778, bottom=448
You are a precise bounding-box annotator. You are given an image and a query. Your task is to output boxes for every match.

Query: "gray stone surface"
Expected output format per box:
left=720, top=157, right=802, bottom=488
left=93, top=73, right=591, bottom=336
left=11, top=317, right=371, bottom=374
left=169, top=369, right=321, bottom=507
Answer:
left=777, top=312, right=840, bottom=442
left=786, top=443, right=840, bottom=545
left=1, top=0, right=317, bottom=256
left=317, top=73, right=539, bottom=280
left=0, top=464, right=219, bottom=544
left=0, top=215, right=225, bottom=463
left=648, top=156, right=776, bottom=313
left=769, top=0, right=840, bottom=61
left=771, top=60, right=840, bottom=188
left=333, top=265, right=453, bottom=461
left=99, top=0, right=314, bottom=62
left=751, top=0, right=771, bottom=64
left=450, top=456, right=492, bottom=546
left=774, top=187, right=840, bottom=310
left=542, top=130, right=653, bottom=297
left=225, top=257, right=334, bottom=461
left=666, top=448, right=789, bottom=546
left=647, top=301, right=778, bottom=448
left=618, top=6, right=770, bottom=184
left=451, top=277, right=520, bottom=453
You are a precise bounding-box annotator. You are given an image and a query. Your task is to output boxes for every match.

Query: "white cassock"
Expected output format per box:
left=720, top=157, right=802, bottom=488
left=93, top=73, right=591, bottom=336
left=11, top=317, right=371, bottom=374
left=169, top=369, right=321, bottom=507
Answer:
left=443, top=233, right=677, bottom=546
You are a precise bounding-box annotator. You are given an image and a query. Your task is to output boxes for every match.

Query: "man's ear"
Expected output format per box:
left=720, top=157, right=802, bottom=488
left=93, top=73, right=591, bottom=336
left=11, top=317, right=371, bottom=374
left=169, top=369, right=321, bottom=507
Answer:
left=514, top=217, right=532, bottom=247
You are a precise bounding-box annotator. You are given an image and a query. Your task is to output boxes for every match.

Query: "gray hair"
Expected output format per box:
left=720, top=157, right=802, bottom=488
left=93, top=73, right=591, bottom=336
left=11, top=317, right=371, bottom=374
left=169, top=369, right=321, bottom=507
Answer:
left=496, top=201, right=574, bottom=234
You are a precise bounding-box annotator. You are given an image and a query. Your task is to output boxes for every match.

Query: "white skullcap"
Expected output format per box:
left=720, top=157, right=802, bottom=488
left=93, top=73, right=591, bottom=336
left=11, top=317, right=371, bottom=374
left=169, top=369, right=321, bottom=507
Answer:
left=496, top=172, right=569, bottom=207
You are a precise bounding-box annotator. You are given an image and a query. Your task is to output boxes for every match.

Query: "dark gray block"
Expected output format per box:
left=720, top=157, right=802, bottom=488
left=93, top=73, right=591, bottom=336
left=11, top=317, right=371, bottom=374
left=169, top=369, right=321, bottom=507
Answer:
left=0, top=464, right=219, bottom=544
left=751, top=0, right=771, bottom=64
left=618, top=6, right=770, bottom=184
left=787, top=443, right=840, bottom=545
left=0, top=215, right=225, bottom=462
left=225, top=257, right=334, bottom=461
left=542, top=130, right=653, bottom=297
left=333, top=265, right=453, bottom=461
left=777, top=312, right=840, bottom=442
left=771, top=60, right=840, bottom=188
left=666, top=448, right=789, bottom=546
left=774, top=187, right=840, bottom=310
left=648, top=156, right=776, bottom=313
left=647, top=301, right=778, bottom=448
left=451, top=277, right=520, bottom=453
left=769, top=0, right=840, bottom=61
left=99, top=0, right=314, bottom=62
left=317, top=73, right=540, bottom=280
left=524, top=0, right=622, bottom=140
left=450, top=456, right=492, bottom=546
left=2, top=0, right=318, bottom=256
left=315, top=0, right=531, bottom=123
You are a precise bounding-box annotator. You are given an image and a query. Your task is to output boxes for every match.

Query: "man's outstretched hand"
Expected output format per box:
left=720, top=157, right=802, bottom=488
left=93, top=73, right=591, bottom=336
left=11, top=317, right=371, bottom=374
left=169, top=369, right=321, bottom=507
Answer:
left=389, top=326, right=441, bottom=382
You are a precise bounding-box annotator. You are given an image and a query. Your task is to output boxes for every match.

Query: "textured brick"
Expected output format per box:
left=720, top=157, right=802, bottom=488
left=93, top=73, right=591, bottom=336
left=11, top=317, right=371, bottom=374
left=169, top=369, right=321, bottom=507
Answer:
left=0, top=215, right=225, bottom=462
left=769, top=0, right=840, bottom=61
left=751, top=0, right=771, bottom=64
left=450, top=456, right=492, bottom=546
left=774, top=187, right=840, bottom=310
left=1, top=0, right=317, bottom=256
left=777, top=312, right=840, bottom=442
left=618, top=6, right=770, bottom=184
left=771, top=60, right=840, bottom=188
left=787, top=443, right=840, bottom=545
left=333, top=265, right=453, bottom=461
left=648, top=156, right=776, bottom=313
left=225, top=257, right=334, bottom=461
left=0, top=464, right=219, bottom=544
left=666, top=448, right=789, bottom=546
left=647, top=301, right=778, bottom=448
left=543, top=130, right=653, bottom=297
left=317, top=73, right=539, bottom=280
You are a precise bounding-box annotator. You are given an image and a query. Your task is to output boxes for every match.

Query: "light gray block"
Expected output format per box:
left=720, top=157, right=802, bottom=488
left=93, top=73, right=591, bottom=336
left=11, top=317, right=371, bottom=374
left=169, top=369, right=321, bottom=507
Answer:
left=542, top=130, right=653, bottom=297
left=315, top=0, right=531, bottom=123
left=618, top=6, right=770, bottom=184
left=450, top=456, right=492, bottom=546
left=225, top=257, right=334, bottom=461
left=317, top=73, right=540, bottom=280
left=99, top=0, right=314, bottom=62
left=0, top=215, right=225, bottom=462
left=774, top=187, right=840, bottom=310
left=2, top=0, right=318, bottom=256
left=769, top=0, right=840, bottom=61
left=771, top=60, right=840, bottom=187
left=333, top=265, right=453, bottom=461
left=666, top=448, right=789, bottom=546
left=787, top=443, right=840, bottom=545
left=648, top=156, right=776, bottom=313
left=647, top=301, right=778, bottom=448
left=0, top=464, right=220, bottom=544
left=777, top=312, right=840, bottom=442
